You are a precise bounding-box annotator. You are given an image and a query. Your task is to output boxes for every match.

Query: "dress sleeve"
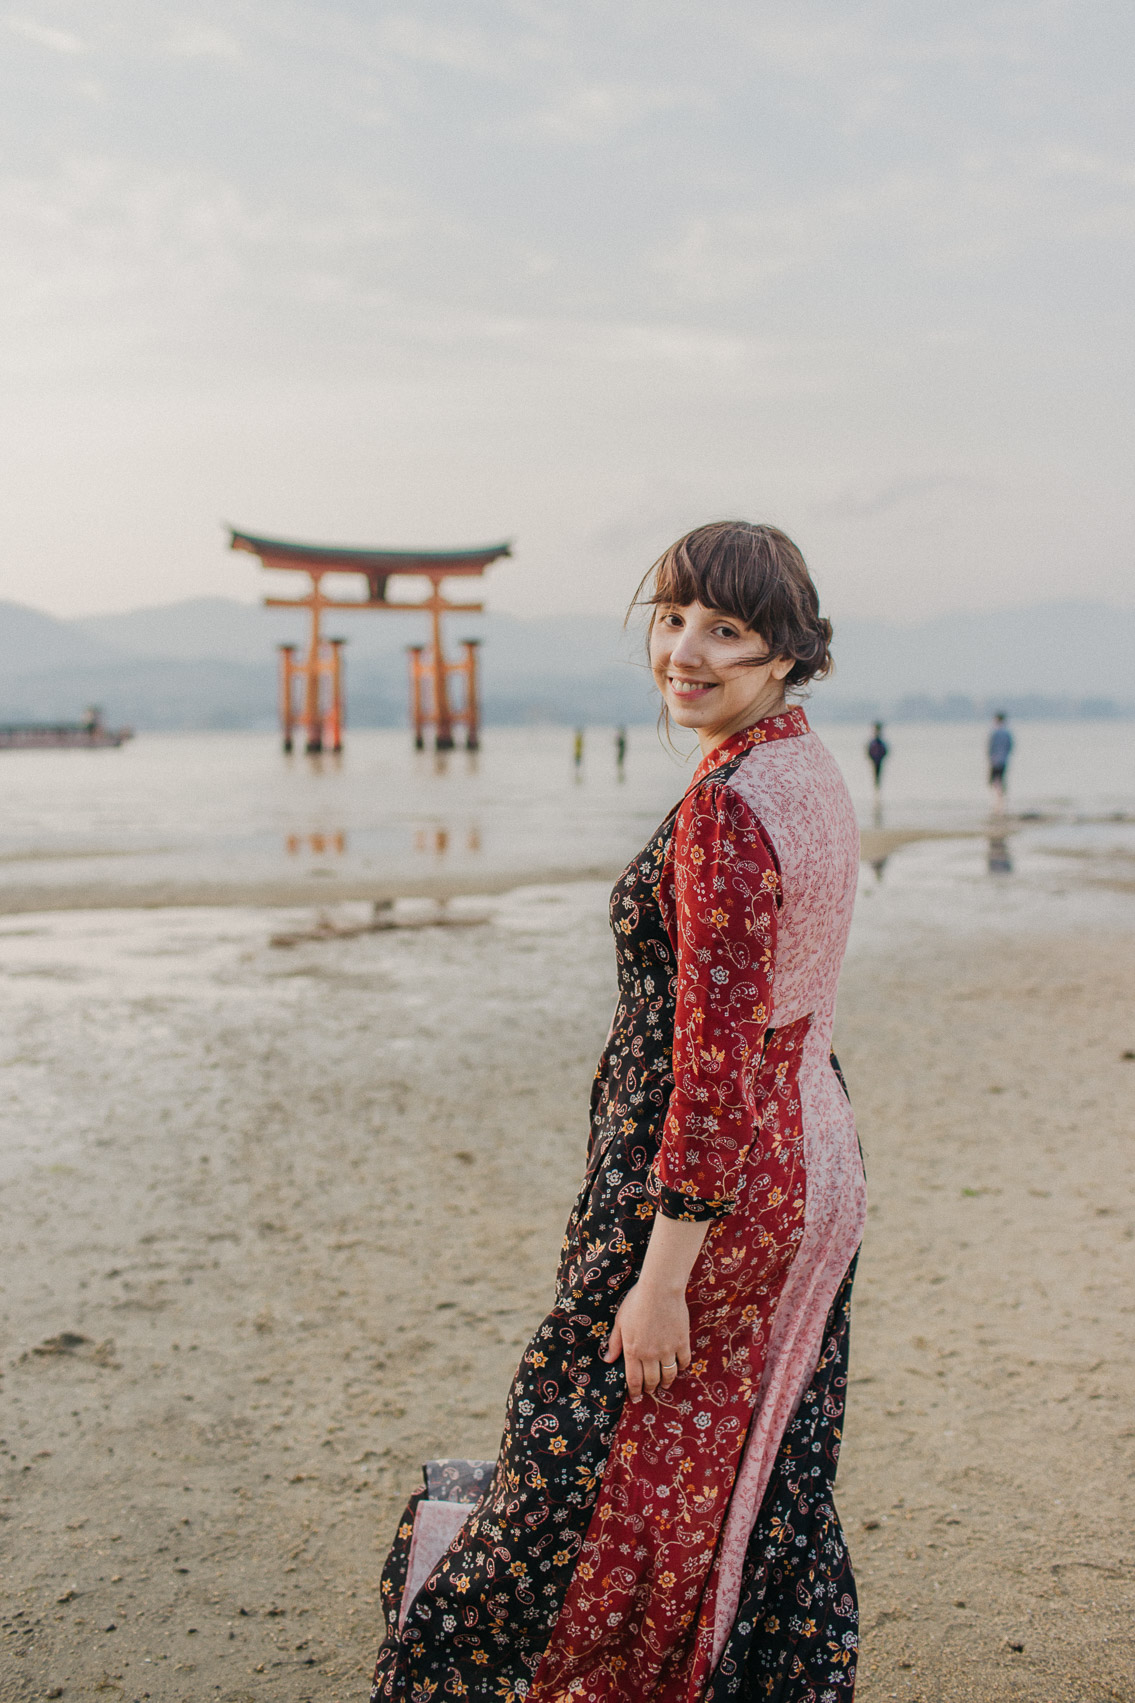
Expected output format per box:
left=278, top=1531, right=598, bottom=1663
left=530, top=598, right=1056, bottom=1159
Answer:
left=652, top=779, right=780, bottom=1222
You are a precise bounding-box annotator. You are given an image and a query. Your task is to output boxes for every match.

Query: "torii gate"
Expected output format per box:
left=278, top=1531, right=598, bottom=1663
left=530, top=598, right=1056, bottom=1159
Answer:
left=229, top=530, right=512, bottom=752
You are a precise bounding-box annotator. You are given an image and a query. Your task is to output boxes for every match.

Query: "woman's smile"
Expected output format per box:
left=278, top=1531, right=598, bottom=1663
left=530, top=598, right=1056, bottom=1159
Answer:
left=667, top=675, right=718, bottom=700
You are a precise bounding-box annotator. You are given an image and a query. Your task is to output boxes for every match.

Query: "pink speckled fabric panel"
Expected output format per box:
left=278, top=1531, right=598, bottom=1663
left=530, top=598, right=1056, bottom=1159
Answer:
left=399, top=1501, right=476, bottom=1630
left=706, top=728, right=867, bottom=1665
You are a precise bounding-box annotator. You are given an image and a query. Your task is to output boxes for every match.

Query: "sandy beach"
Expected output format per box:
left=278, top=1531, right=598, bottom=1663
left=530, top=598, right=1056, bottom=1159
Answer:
left=2, top=842, right=1134, bottom=1703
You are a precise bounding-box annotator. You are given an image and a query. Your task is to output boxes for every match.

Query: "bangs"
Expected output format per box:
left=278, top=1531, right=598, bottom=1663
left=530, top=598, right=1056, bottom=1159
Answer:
left=648, top=536, right=771, bottom=630
left=642, top=523, right=785, bottom=633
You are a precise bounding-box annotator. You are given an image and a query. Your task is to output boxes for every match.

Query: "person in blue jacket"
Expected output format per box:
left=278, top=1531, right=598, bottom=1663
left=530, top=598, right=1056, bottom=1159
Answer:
left=988, top=712, right=1013, bottom=802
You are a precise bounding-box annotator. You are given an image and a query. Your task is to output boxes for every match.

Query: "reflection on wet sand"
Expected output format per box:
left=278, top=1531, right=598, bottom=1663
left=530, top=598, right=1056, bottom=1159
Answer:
left=285, top=750, right=344, bottom=774
left=987, top=833, right=1013, bottom=875
left=867, top=798, right=887, bottom=879
left=285, top=831, right=347, bottom=856
left=425, top=750, right=481, bottom=779
left=268, top=897, right=490, bottom=947
left=863, top=823, right=1020, bottom=886
left=414, top=824, right=482, bottom=857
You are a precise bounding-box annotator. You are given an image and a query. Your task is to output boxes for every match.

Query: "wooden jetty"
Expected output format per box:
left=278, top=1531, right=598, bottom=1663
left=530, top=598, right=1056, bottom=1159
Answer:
left=0, top=708, right=133, bottom=750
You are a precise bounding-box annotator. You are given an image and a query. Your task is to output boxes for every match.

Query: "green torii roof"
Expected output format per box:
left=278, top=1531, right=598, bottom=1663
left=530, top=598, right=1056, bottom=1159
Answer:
left=229, top=529, right=511, bottom=576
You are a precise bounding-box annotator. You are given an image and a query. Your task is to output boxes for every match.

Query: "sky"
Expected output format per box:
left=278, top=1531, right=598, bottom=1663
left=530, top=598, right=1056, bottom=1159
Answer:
left=1, top=0, right=1133, bottom=622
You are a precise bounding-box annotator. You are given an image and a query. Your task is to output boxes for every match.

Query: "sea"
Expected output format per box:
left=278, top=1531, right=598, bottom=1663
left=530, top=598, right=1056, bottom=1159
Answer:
left=0, top=719, right=1133, bottom=911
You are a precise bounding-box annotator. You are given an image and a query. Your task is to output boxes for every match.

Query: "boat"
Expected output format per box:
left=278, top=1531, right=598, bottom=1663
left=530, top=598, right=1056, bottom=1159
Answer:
left=0, top=707, right=133, bottom=750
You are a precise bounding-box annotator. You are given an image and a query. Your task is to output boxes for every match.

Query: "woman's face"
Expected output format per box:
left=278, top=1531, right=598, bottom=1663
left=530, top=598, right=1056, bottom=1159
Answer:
left=649, top=600, right=794, bottom=752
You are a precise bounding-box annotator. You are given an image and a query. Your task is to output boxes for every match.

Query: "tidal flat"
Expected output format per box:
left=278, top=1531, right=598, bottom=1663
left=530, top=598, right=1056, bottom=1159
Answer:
left=1, top=848, right=1133, bottom=1702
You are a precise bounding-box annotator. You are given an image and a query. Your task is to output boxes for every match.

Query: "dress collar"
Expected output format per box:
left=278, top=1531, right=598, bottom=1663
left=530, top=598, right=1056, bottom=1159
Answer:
left=692, top=704, right=810, bottom=784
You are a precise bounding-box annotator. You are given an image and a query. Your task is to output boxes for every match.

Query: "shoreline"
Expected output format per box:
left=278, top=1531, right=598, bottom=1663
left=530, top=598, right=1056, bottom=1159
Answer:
left=0, top=828, right=973, bottom=915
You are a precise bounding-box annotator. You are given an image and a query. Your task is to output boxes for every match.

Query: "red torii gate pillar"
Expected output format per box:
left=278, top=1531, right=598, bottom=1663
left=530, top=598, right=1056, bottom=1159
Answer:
left=276, top=630, right=345, bottom=757
left=407, top=577, right=483, bottom=750
left=229, top=530, right=511, bottom=752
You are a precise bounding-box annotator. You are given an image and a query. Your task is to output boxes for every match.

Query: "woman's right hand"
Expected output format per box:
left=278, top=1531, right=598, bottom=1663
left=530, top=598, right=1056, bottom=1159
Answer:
left=604, top=1276, right=692, bottom=1401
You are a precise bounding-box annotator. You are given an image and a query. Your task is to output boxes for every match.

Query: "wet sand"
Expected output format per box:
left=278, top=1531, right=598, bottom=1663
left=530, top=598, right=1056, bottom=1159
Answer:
left=2, top=865, right=1134, bottom=1702
left=0, top=828, right=954, bottom=916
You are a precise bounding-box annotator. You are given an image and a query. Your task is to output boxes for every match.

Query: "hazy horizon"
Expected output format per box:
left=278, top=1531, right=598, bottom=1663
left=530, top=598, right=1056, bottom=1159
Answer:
left=4, top=585, right=1132, bottom=625
left=3, top=2, right=1133, bottom=624
left=4, top=594, right=1135, bottom=727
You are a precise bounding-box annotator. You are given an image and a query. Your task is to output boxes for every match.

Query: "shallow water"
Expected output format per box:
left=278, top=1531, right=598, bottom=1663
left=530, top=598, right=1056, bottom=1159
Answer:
left=0, top=720, right=1131, bottom=901
left=1, top=823, right=1131, bottom=1184
left=1, top=719, right=1133, bottom=1179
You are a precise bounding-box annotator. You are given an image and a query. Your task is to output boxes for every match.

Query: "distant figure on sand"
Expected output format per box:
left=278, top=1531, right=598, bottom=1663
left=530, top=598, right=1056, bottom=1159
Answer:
left=866, top=722, right=888, bottom=790
left=988, top=712, right=1013, bottom=805
left=572, top=727, right=584, bottom=773
left=371, top=521, right=865, bottom=1703
left=615, top=725, right=627, bottom=778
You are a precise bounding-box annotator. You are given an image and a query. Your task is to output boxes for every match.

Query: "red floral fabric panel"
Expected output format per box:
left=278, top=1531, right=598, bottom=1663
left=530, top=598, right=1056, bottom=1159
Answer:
left=653, top=780, right=781, bottom=1222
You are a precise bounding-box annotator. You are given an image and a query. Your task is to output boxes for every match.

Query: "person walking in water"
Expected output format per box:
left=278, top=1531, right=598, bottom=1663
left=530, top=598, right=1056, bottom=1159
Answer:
left=988, top=711, right=1013, bottom=806
left=573, top=727, right=585, bottom=774
left=614, top=724, right=627, bottom=779
left=370, top=521, right=865, bottom=1703
left=866, top=722, right=888, bottom=791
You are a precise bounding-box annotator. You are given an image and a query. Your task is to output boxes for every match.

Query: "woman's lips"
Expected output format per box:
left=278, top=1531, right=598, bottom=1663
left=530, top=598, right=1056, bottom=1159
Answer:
left=668, top=677, right=717, bottom=699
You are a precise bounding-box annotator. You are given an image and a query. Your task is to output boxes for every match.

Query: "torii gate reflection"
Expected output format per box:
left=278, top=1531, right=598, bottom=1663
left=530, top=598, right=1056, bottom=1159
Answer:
left=229, top=530, right=512, bottom=753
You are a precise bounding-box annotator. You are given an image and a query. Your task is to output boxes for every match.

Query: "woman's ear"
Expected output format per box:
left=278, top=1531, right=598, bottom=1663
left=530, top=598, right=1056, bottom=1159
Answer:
left=771, top=653, right=794, bottom=682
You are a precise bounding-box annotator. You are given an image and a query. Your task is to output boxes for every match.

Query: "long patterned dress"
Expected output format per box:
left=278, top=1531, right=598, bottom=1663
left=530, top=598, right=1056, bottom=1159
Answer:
left=371, top=707, right=867, bottom=1702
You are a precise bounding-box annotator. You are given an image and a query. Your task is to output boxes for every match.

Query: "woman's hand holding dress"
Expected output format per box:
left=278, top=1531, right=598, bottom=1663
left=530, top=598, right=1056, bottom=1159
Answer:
left=604, top=1214, right=708, bottom=1398
left=604, top=1278, right=689, bottom=1401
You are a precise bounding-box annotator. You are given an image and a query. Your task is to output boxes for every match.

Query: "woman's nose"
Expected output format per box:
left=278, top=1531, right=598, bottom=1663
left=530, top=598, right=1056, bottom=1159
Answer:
left=668, top=625, right=704, bottom=666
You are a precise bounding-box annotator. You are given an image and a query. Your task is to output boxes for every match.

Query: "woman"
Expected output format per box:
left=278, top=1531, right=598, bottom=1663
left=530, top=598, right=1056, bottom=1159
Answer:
left=371, top=521, right=866, bottom=1702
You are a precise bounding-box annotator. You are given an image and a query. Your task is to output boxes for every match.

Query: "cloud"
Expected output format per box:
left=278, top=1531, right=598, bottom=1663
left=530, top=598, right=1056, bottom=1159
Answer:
left=165, top=24, right=241, bottom=61
left=0, top=151, right=456, bottom=384
left=650, top=136, right=1135, bottom=308
left=1044, top=146, right=1135, bottom=189
left=7, top=13, right=84, bottom=53
left=738, top=13, right=1025, bottom=71
left=371, top=307, right=822, bottom=393
left=519, top=80, right=698, bottom=145
left=813, top=475, right=997, bottom=521
left=374, top=14, right=500, bottom=76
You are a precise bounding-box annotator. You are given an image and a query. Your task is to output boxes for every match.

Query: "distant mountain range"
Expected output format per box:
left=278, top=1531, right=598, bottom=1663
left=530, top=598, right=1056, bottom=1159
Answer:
left=0, top=597, right=1132, bottom=730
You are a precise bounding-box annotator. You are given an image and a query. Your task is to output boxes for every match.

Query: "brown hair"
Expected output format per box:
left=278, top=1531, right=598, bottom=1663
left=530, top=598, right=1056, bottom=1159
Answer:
left=631, top=520, right=833, bottom=689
